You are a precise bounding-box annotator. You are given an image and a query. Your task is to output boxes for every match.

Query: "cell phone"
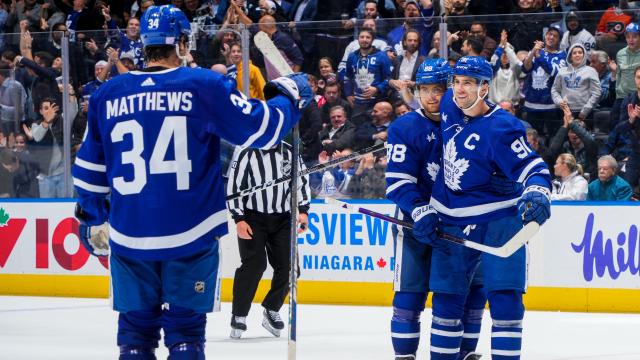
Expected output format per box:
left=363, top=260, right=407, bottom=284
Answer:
left=55, top=76, right=63, bottom=86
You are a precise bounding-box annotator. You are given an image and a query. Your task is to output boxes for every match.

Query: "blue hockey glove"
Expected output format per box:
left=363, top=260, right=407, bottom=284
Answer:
left=264, top=72, right=313, bottom=109
left=411, top=204, right=438, bottom=246
left=75, top=202, right=110, bottom=257
left=517, top=185, right=551, bottom=225
left=490, top=172, right=523, bottom=195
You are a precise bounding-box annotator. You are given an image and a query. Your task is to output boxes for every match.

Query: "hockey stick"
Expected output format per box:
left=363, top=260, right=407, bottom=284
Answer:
left=225, top=142, right=386, bottom=201
left=324, top=198, right=540, bottom=258
left=254, top=30, right=299, bottom=359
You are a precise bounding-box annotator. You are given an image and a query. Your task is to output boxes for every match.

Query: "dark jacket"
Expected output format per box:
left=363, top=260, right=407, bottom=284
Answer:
left=300, top=99, right=323, bottom=162
left=549, top=121, right=599, bottom=177
left=318, top=121, right=356, bottom=154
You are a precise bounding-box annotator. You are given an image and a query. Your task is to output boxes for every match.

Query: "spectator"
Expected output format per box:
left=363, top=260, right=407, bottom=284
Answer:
left=287, top=0, right=318, bottom=73
left=601, top=118, right=635, bottom=173
left=387, top=0, right=435, bottom=57
left=611, top=23, right=640, bottom=130
left=595, top=2, right=632, bottom=54
left=53, top=0, right=103, bottom=42
left=587, top=154, right=633, bottom=200
left=527, top=127, right=555, bottom=173
left=489, top=30, right=522, bottom=106
left=612, top=91, right=640, bottom=188
left=337, top=18, right=390, bottom=79
left=0, top=147, right=38, bottom=198
left=300, top=75, right=323, bottom=163
left=590, top=50, right=616, bottom=110
left=15, top=51, right=60, bottom=120
left=551, top=153, right=588, bottom=200
left=7, top=0, right=46, bottom=33
left=468, top=22, right=497, bottom=60
left=257, top=15, right=304, bottom=78
left=394, top=100, right=410, bottom=116
left=316, top=57, right=337, bottom=94
left=226, top=42, right=266, bottom=99
left=319, top=105, right=356, bottom=154
left=551, top=43, right=601, bottom=124
left=460, top=35, right=483, bottom=57
left=0, top=63, right=27, bottom=140
left=312, top=148, right=357, bottom=198
left=103, top=7, right=144, bottom=69
left=82, top=60, right=110, bottom=98
left=34, top=22, right=67, bottom=59
left=559, top=10, right=596, bottom=54
left=354, top=100, right=393, bottom=149
left=344, top=28, right=392, bottom=127
left=388, top=29, right=424, bottom=103
left=209, top=28, right=240, bottom=66
left=522, top=26, right=566, bottom=140
left=30, top=97, right=78, bottom=198
left=348, top=151, right=387, bottom=198
left=549, top=103, right=599, bottom=178
left=320, top=81, right=351, bottom=127
left=507, top=0, right=558, bottom=52
left=445, top=0, right=472, bottom=36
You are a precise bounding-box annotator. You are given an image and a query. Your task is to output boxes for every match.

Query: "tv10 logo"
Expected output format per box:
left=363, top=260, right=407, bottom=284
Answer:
left=0, top=207, right=108, bottom=271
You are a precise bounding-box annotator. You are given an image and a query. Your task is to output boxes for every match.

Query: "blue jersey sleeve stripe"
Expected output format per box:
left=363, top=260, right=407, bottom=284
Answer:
left=385, top=172, right=417, bottom=183
left=110, top=209, right=227, bottom=250
left=73, top=177, right=110, bottom=194
left=430, top=197, right=519, bottom=218
left=516, top=158, right=545, bottom=183
left=386, top=179, right=413, bottom=195
left=262, top=108, right=284, bottom=149
left=75, top=157, right=107, bottom=172
left=240, top=101, right=271, bottom=148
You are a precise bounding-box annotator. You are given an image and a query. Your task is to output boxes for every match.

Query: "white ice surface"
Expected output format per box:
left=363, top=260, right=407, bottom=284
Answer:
left=1, top=296, right=639, bottom=360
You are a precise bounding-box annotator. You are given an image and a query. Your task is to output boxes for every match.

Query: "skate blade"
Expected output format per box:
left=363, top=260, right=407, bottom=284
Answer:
left=230, top=328, right=245, bottom=339
left=261, top=318, right=281, bottom=337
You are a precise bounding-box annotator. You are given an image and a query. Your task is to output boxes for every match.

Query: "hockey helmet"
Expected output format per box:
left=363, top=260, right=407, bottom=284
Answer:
left=140, top=5, right=191, bottom=47
left=416, top=58, right=450, bottom=86
left=451, top=56, right=493, bottom=84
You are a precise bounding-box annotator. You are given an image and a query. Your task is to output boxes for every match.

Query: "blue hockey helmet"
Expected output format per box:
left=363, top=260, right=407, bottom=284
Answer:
left=451, top=56, right=493, bottom=84
left=415, top=58, right=450, bottom=86
left=140, top=5, right=191, bottom=47
left=626, top=22, right=640, bottom=34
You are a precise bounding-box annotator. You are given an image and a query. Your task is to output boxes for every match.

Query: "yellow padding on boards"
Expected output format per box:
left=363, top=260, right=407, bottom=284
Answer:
left=1, top=275, right=639, bottom=313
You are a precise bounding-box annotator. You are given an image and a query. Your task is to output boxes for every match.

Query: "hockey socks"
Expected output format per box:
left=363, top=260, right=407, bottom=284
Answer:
left=430, top=293, right=465, bottom=360
left=460, top=285, right=487, bottom=358
left=488, top=290, right=524, bottom=360
left=391, top=292, right=426, bottom=358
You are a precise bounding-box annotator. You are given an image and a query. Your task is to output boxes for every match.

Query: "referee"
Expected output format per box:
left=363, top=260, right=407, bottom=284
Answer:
left=226, top=142, right=310, bottom=339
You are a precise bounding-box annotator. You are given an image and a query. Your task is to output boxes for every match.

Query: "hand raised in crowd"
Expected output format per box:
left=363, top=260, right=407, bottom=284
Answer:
left=22, top=123, right=33, bottom=140
left=532, top=40, right=544, bottom=57
left=101, top=5, right=111, bottom=22
left=318, top=150, right=330, bottom=164
left=608, top=58, right=617, bottom=74
left=85, top=38, right=98, bottom=55
left=19, top=19, right=29, bottom=33
left=560, top=102, right=572, bottom=127
left=627, top=103, right=640, bottom=124
left=500, top=30, right=508, bottom=48
left=41, top=102, right=59, bottom=125
left=106, top=47, right=119, bottom=64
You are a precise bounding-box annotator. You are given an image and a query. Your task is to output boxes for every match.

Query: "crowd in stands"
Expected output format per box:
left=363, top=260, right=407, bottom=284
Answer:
left=0, top=0, right=639, bottom=202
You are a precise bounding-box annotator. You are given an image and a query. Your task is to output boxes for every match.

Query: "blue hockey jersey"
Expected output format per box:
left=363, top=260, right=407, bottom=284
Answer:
left=72, top=66, right=300, bottom=261
left=344, top=48, right=392, bottom=104
left=521, top=49, right=566, bottom=111
left=385, top=109, right=441, bottom=220
left=430, top=90, right=551, bottom=225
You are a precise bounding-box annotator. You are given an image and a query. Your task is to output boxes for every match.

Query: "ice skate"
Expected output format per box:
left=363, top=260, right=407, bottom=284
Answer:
left=262, top=308, right=284, bottom=337
left=230, top=315, right=247, bottom=339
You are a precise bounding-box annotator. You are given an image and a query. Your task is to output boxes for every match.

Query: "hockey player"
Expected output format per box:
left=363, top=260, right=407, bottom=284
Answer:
left=414, top=56, right=552, bottom=360
left=71, top=5, right=311, bottom=359
left=386, top=58, right=495, bottom=360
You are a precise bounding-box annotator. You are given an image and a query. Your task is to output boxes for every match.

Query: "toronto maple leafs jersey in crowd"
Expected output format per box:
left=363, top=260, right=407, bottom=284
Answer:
left=430, top=90, right=551, bottom=225
left=385, top=109, right=441, bottom=220
left=72, top=66, right=300, bottom=261
left=344, top=48, right=392, bottom=104
left=521, top=49, right=566, bottom=111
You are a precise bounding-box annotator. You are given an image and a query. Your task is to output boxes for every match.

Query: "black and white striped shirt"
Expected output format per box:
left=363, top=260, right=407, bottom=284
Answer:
left=226, top=142, right=311, bottom=221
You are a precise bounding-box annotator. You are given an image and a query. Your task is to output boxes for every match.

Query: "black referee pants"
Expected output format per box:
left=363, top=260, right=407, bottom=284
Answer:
left=232, top=210, right=291, bottom=317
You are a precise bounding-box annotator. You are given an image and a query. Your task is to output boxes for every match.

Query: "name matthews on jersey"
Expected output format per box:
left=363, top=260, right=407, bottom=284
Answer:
left=106, top=91, right=193, bottom=119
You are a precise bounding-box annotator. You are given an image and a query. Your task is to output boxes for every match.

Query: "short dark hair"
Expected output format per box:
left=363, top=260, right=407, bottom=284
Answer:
left=465, top=36, right=484, bottom=55
left=634, top=65, right=640, bottom=76
left=359, top=28, right=376, bottom=39
left=144, top=45, right=177, bottom=63
left=40, top=97, right=57, bottom=109
left=1, top=50, right=16, bottom=61
left=34, top=51, right=53, bottom=67
left=402, top=29, right=422, bottom=47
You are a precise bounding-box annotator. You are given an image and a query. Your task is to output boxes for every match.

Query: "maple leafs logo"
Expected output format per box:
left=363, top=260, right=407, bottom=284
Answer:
left=427, top=162, right=440, bottom=182
left=426, top=132, right=436, bottom=142
left=441, top=113, right=448, bottom=123
left=376, top=257, right=387, bottom=268
left=443, top=139, right=469, bottom=191
left=0, top=208, right=9, bottom=227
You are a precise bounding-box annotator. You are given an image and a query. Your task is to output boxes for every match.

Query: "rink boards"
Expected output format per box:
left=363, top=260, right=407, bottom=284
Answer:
left=0, top=199, right=639, bottom=313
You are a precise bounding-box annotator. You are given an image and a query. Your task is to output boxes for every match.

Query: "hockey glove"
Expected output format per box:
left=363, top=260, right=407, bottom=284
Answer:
left=264, top=72, right=313, bottom=109
left=75, top=202, right=110, bottom=257
left=517, top=185, right=551, bottom=226
left=411, top=204, right=439, bottom=246
left=490, top=172, right=523, bottom=195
